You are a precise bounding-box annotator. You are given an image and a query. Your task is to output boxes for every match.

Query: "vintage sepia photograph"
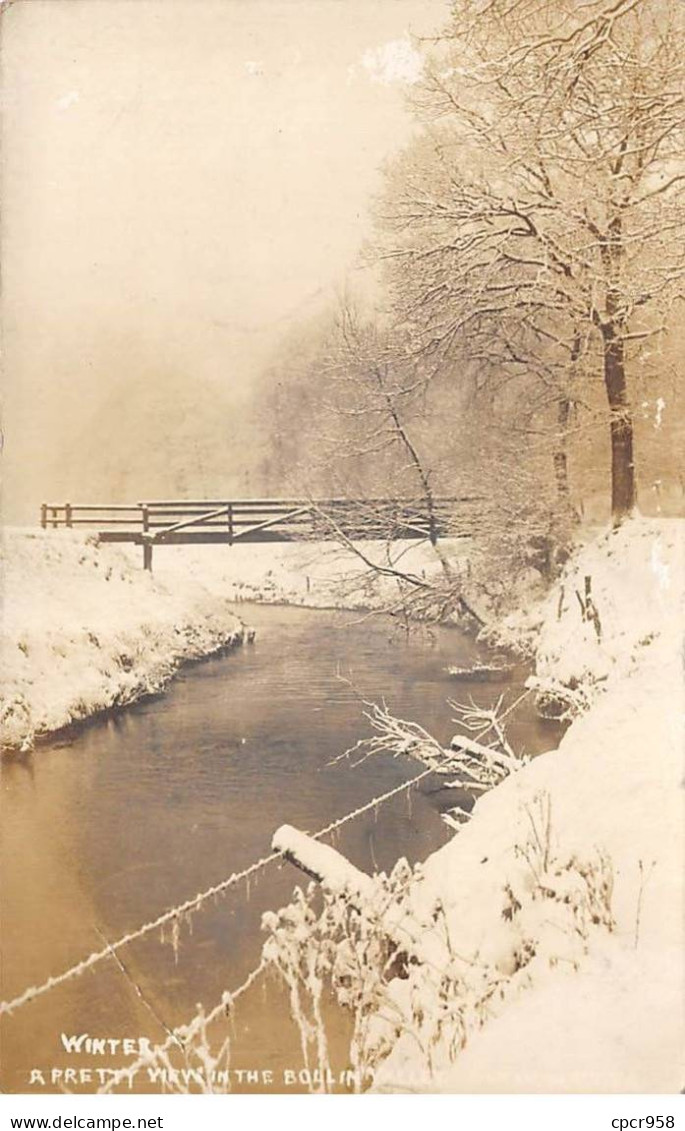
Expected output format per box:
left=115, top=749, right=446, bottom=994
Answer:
left=1, top=0, right=683, bottom=1100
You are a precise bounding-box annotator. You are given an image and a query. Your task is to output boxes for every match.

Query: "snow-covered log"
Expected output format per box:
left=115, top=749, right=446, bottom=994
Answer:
left=450, top=731, right=521, bottom=771
left=273, top=825, right=375, bottom=901
left=272, top=825, right=427, bottom=966
left=447, top=663, right=514, bottom=681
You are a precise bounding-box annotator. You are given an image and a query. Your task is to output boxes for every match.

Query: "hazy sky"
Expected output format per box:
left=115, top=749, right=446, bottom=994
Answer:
left=1, top=0, right=448, bottom=519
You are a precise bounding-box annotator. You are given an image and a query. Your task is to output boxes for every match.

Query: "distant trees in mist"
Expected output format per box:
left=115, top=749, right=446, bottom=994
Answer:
left=254, top=0, right=684, bottom=600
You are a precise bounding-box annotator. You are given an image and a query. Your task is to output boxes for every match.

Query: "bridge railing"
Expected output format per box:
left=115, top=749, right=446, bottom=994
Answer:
left=41, top=498, right=479, bottom=534
left=40, top=503, right=143, bottom=528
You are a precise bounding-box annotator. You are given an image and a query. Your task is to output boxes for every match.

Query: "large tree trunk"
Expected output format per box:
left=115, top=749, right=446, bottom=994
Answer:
left=553, top=334, right=580, bottom=506
left=602, top=326, right=636, bottom=524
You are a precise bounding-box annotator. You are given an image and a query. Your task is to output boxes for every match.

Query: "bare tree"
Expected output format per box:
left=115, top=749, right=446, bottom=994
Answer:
left=323, top=305, right=446, bottom=535
left=304, top=303, right=490, bottom=624
left=376, top=0, right=685, bottom=522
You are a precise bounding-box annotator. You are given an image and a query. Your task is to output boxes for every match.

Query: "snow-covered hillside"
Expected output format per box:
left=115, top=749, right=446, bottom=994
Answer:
left=0, top=530, right=246, bottom=750
left=371, top=517, right=684, bottom=1092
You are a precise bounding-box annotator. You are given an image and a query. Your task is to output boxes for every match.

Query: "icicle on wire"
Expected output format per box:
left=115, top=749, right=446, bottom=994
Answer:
left=0, top=848, right=281, bottom=1018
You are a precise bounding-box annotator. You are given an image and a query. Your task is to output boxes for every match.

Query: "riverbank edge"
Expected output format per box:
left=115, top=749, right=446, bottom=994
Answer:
left=0, top=529, right=249, bottom=752
left=8, top=632, right=250, bottom=756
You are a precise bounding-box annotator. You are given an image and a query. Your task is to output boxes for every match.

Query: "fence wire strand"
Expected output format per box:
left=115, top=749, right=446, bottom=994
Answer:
left=98, top=958, right=269, bottom=1094
left=0, top=768, right=432, bottom=1018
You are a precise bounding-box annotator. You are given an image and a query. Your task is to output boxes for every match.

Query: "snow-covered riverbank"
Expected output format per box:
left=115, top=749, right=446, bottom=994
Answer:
left=0, top=530, right=247, bottom=750
left=370, top=517, right=684, bottom=1092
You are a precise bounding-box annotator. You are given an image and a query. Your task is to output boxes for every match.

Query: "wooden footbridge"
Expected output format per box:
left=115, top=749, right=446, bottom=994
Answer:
left=40, top=497, right=478, bottom=570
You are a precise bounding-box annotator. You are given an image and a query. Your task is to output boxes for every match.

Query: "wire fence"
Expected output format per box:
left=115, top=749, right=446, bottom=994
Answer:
left=96, top=698, right=531, bottom=1096
left=0, top=767, right=433, bottom=1018
left=3, top=688, right=536, bottom=1096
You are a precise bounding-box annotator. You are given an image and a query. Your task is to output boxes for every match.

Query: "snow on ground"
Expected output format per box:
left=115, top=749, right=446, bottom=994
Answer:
left=533, top=517, right=682, bottom=703
left=494, top=517, right=683, bottom=708
left=0, top=529, right=247, bottom=751
left=371, top=516, right=684, bottom=1093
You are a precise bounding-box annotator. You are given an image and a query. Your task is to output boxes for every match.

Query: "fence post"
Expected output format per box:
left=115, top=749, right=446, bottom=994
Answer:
left=65, top=503, right=73, bottom=528
left=40, top=504, right=47, bottom=529
left=227, top=502, right=234, bottom=545
left=52, top=507, right=59, bottom=529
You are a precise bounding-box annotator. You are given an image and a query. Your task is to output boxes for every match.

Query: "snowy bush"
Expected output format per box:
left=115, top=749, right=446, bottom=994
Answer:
left=262, top=791, right=616, bottom=1091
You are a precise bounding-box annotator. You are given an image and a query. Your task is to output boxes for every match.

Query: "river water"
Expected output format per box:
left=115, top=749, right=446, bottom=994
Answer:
left=0, top=603, right=560, bottom=1093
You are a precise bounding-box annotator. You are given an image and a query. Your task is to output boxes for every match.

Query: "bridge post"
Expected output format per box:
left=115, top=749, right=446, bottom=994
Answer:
left=141, top=505, right=153, bottom=572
